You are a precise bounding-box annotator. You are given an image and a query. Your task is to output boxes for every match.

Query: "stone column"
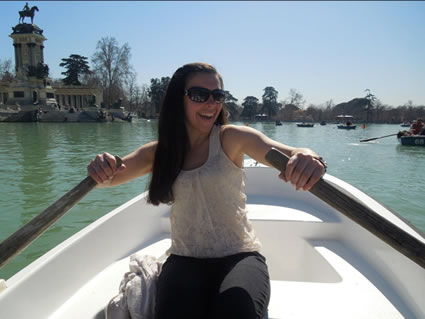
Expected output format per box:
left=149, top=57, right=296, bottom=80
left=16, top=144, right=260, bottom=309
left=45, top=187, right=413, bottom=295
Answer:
left=40, top=45, right=44, bottom=63
left=13, top=43, right=22, bottom=71
left=27, top=43, right=36, bottom=66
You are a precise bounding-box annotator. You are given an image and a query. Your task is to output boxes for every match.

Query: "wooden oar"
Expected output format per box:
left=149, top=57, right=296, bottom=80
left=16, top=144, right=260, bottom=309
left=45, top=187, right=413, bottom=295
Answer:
left=360, top=133, right=398, bottom=142
left=265, top=148, right=425, bottom=268
left=0, top=156, right=123, bottom=268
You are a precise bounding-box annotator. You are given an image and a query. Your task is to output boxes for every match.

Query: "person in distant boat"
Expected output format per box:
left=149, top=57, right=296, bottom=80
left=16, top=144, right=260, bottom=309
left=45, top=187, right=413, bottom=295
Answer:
left=410, top=119, right=424, bottom=135
left=346, top=120, right=352, bottom=126
left=87, top=62, right=326, bottom=319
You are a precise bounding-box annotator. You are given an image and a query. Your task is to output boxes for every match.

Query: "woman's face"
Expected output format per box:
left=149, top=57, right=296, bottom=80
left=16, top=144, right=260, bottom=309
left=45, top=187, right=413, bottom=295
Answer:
left=183, top=72, right=223, bottom=136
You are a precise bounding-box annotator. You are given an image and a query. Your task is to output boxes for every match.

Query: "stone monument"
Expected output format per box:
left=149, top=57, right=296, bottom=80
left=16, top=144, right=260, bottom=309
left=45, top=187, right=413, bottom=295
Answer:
left=0, top=4, right=123, bottom=122
left=6, top=4, right=57, bottom=109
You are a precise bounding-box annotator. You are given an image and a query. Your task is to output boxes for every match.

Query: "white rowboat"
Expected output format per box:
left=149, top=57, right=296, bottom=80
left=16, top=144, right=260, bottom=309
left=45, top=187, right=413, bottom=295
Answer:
left=0, top=154, right=424, bottom=318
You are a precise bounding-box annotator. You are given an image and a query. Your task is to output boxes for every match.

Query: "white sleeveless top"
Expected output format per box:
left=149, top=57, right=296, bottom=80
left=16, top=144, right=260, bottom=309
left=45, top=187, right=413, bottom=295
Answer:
left=167, top=125, right=262, bottom=258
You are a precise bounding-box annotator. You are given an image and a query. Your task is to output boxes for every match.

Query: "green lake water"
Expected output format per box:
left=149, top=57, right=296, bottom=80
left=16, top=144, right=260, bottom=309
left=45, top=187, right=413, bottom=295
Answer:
left=0, top=121, right=424, bottom=280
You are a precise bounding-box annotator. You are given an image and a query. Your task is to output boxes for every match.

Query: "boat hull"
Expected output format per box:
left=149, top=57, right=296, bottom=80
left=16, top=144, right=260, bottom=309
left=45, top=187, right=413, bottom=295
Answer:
left=0, top=164, right=424, bottom=318
left=337, top=125, right=356, bottom=129
left=296, top=123, right=314, bottom=127
left=399, top=135, right=425, bottom=146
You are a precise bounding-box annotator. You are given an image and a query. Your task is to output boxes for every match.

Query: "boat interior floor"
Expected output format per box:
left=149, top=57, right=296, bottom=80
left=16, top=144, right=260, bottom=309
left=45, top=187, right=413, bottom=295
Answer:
left=48, top=201, right=409, bottom=319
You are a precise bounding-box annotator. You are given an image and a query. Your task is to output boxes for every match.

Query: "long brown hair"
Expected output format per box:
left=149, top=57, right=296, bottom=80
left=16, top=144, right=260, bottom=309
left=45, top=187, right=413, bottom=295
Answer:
left=148, top=62, right=228, bottom=205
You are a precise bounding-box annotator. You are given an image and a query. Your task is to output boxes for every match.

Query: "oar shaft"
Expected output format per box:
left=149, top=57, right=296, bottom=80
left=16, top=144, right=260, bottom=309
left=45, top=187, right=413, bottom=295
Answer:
left=0, top=177, right=96, bottom=268
left=0, top=155, right=123, bottom=268
left=360, top=133, right=398, bottom=142
left=265, top=148, right=425, bottom=268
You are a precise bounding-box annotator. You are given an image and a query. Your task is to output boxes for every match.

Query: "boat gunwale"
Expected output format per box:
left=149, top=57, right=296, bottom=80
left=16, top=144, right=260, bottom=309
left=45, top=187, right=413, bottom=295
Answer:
left=1, top=164, right=424, bottom=318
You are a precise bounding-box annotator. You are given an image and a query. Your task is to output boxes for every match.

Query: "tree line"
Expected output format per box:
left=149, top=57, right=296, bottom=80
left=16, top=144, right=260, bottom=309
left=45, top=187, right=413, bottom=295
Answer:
left=1, top=38, right=424, bottom=123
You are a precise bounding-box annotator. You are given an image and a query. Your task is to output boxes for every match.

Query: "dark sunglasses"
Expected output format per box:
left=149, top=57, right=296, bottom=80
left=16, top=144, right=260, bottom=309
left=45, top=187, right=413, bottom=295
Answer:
left=184, top=87, right=226, bottom=103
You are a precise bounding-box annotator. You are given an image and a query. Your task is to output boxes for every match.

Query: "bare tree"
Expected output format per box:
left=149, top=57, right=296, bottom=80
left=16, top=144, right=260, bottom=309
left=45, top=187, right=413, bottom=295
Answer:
left=325, top=99, right=334, bottom=109
left=136, top=84, right=150, bottom=117
left=91, top=37, right=134, bottom=107
left=125, top=73, right=149, bottom=115
left=0, top=58, right=14, bottom=82
left=126, top=72, right=138, bottom=113
left=286, top=88, right=305, bottom=109
left=404, top=100, right=414, bottom=108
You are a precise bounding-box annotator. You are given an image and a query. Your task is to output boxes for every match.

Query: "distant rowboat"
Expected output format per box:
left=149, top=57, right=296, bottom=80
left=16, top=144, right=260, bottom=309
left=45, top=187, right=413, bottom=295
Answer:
left=296, top=122, right=314, bottom=127
left=398, top=135, right=425, bottom=146
left=337, top=125, right=356, bottom=130
left=336, top=115, right=356, bottom=130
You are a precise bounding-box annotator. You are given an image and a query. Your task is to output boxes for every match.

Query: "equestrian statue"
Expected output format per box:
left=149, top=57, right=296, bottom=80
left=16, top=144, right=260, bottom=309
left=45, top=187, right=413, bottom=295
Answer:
left=19, top=2, right=39, bottom=24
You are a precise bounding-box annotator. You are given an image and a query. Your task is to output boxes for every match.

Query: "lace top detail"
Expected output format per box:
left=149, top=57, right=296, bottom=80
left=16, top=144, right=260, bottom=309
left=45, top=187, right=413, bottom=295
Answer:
left=167, top=125, right=262, bottom=258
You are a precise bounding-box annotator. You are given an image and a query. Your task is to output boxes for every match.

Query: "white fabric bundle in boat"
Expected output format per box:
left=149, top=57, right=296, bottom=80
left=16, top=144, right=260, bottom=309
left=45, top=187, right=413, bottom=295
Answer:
left=105, top=254, right=164, bottom=319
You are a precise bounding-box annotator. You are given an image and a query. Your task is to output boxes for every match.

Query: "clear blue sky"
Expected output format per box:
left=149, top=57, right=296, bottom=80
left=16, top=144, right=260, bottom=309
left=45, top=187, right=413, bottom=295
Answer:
left=1, top=1, right=424, bottom=107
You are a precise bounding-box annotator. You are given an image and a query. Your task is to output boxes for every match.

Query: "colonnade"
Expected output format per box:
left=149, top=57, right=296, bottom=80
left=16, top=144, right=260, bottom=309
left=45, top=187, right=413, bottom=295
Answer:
left=55, top=94, right=96, bottom=108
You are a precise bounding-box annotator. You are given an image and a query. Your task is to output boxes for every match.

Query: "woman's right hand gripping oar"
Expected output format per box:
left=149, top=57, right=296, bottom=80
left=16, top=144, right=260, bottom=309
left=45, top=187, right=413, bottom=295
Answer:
left=88, top=152, right=127, bottom=187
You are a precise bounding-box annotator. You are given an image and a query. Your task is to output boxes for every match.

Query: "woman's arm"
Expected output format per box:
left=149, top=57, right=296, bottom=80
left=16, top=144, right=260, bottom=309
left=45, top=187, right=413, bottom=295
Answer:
left=221, top=125, right=325, bottom=191
left=87, top=141, right=157, bottom=187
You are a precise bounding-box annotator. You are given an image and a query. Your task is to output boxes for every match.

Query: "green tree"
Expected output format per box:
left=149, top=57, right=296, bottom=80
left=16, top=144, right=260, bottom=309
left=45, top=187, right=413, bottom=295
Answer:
left=261, top=86, right=280, bottom=117
left=59, top=54, right=91, bottom=85
left=241, top=96, right=259, bottom=120
left=364, top=89, right=377, bottom=122
left=148, top=77, right=170, bottom=114
left=92, top=37, right=134, bottom=106
left=224, top=90, right=239, bottom=120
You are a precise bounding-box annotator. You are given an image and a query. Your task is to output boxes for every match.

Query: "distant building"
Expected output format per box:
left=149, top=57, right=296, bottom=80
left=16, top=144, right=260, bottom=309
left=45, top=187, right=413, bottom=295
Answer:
left=254, top=113, right=269, bottom=121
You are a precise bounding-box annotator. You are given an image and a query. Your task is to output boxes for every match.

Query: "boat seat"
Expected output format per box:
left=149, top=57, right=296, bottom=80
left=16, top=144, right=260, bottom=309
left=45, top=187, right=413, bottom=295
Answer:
left=49, top=237, right=407, bottom=319
left=266, top=245, right=406, bottom=319
left=246, top=197, right=341, bottom=223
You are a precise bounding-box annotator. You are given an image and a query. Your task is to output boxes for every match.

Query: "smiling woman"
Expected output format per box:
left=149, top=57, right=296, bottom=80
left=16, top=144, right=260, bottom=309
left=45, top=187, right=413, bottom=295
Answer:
left=84, top=61, right=327, bottom=318
left=183, top=73, right=225, bottom=137
left=148, top=63, right=229, bottom=205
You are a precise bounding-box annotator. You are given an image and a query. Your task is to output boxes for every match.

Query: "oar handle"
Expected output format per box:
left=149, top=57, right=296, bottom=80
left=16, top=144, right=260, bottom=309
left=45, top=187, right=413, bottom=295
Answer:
left=265, top=148, right=425, bottom=269
left=0, top=156, right=123, bottom=268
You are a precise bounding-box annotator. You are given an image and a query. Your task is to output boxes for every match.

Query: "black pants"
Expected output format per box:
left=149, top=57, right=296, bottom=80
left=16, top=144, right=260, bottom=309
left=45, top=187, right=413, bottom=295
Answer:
left=155, top=251, right=270, bottom=319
